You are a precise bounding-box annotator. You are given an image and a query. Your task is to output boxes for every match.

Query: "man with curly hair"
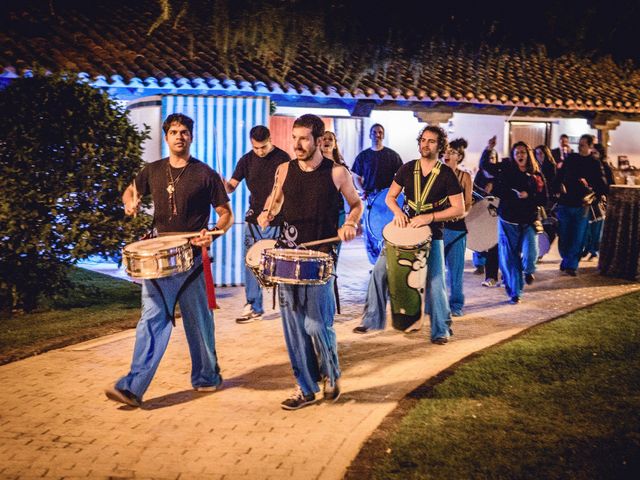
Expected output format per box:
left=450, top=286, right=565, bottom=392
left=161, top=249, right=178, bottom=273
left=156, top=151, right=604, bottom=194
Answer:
left=353, top=126, right=464, bottom=345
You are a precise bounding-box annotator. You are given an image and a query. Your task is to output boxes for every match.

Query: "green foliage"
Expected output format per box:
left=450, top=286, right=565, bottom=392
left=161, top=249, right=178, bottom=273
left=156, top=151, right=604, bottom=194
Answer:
left=0, top=72, right=152, bottom=313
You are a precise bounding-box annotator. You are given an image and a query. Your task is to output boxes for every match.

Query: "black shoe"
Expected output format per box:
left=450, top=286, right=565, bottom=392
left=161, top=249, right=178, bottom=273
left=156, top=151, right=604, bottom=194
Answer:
left=353, top=325, right=369, bottom=334
left=525, top=273, right=535, bottom=285
left=473, top=266, right=485, bottom=275
left=509, top=296, right=520, bottom=304
left=565, top=269, right=577, bottom=277
left=105, top=385, right=141, bottom=407
left=559, top=265, right=566, bottom=272
left=431, top=337, right=448, bottom=345
left=236, top=311, right=262, bottom=324
left=323, top=378, right=342, bottom=403
left=281, top=387, right=317, bottom=410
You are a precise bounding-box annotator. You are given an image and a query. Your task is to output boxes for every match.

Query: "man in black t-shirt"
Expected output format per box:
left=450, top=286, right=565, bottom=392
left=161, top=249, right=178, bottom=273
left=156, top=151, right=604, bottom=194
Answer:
left=352, top=124, right=404, bottom=264
left=225, top=126, right=290, bottom=323
left=353, top=125, right=464, bottom=345
left=105, top=114, right=233, bottom=408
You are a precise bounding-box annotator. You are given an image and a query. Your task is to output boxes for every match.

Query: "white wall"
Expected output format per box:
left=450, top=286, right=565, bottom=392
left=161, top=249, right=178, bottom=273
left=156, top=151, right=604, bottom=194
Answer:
left=126, top=97, right=162, bottom=163
left=552, top=118, right=597, bottom=152
left=608, top=121, right=640, bottom=168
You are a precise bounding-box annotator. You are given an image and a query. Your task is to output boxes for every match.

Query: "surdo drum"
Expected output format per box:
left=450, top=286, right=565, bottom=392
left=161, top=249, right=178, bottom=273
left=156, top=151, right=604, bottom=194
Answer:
left=123, top=237, right=194, bottom=279
left=466, top=196, right=500, bottom=252
left=245, top=239, right=277, bottom=287
left=383, top=223, right=432, bottom=331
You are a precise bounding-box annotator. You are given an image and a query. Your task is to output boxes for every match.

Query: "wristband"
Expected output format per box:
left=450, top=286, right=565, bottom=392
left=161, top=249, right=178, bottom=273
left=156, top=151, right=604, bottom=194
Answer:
left=343, top=221, right=357, bottom=228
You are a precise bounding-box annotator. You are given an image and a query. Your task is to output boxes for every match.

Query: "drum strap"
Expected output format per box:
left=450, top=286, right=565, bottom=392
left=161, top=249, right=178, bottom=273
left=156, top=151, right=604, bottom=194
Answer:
left=149, top=262, right=208, bottom=326
left=333, top=275, right=341, bottom=315
left=408, top=161, right=447, bottom=213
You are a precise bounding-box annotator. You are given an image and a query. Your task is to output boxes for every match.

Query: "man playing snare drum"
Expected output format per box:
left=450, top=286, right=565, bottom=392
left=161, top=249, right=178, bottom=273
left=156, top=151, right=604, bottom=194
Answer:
left=257, top=114, right=362, bottom=410
left=353, top=125, right=464, bottom=345
left=105, top=113, right=233, bottom=407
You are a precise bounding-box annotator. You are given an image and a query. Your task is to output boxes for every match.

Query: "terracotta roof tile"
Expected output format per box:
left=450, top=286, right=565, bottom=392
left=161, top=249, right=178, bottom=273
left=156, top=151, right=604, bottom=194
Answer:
left=2, top=1, right=639, bottom=115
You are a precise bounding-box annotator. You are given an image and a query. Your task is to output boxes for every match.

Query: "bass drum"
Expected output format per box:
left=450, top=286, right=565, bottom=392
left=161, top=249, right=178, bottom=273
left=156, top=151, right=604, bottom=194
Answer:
left=466, top=196, right=500, bottom=252
left=364, top=188, right=405, bottom=256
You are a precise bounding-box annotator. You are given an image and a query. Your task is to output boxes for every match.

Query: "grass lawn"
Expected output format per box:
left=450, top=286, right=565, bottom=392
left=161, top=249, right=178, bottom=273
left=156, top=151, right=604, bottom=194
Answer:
left=0, top=267, right=141, bottom=365
left=350, top=290, right=640, bottom=480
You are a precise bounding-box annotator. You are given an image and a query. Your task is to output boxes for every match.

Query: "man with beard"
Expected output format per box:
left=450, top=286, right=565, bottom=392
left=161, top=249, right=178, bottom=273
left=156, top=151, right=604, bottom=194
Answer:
left=257, top=114, right=362, bottom=410
left=352, top=126, right=464, bottom=344
left=225, top=126, right=290, bottom=324
left=352, top=124, right=403, bottom=263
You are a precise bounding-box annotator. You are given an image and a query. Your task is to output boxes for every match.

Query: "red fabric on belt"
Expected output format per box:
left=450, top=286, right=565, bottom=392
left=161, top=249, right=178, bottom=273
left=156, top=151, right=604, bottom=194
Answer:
left=201, top=245, right=218, bottom=309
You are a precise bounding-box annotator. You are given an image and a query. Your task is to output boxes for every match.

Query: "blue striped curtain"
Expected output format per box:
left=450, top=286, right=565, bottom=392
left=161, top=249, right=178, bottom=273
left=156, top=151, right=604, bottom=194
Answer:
left=161, top=95, right=270, bottom=286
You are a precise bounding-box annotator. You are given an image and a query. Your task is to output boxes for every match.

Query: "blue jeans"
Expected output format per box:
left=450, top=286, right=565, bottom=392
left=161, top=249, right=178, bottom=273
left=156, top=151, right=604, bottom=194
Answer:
left=116, top=255, right=222, bottom=399
left=498, top=219, right=538, bottom=300
left=244, top=223, right=280, bottom=314
left=278, top=278, right=340, bottom=396
left=444, top=229, right=467, bottom=315
left=360, top=239, right=451, bottom=341
left=583, top=218, right=604, bottom=256
left=472, top=251, right=486, bottom=268
left=556, top=205, right=589, bottom=270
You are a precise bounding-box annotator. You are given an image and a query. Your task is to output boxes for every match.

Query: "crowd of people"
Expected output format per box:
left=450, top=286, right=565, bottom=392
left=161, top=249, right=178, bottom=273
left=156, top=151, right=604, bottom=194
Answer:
left=106, top=113, right=613, bottom=411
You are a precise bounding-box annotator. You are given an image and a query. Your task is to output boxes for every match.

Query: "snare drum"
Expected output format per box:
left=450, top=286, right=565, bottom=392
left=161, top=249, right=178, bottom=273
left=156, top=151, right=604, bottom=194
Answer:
left=260, top=248, right=333, bottom=285
left=382, top=223, right=432, bottom=331
left=123, top=237, right=193, bottom=279
left=466, top=196, right=500, bottom=252
left=245, top=239, right=277, bottom=287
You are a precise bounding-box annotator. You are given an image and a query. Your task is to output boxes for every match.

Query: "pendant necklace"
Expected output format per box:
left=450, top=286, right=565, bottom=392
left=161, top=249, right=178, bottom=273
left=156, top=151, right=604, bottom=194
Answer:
left=166, top=160, right=189, bottom=217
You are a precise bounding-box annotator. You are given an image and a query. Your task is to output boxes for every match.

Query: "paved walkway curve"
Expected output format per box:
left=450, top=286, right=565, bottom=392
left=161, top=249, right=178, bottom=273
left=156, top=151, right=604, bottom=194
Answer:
left=1, top=239, right=638, bottom=479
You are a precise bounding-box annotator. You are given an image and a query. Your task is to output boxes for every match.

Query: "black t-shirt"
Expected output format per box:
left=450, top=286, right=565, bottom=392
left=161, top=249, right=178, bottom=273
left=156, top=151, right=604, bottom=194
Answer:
left=352, top=147, right=403, bottom=193
left=231, top=146, right=290, bottom=224
left=393, top=160, right=462, bottom=240
left=135, top=157, right=229, bottom=233
left=278, top=158, right=343, bottom=255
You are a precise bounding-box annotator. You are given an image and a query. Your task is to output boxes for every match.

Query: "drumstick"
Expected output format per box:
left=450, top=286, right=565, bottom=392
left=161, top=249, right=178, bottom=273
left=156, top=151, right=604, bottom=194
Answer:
left=157, top=230, right=225, bottom=242
left=299, top=236, right=341, bottom=248
left=131, top=180, right=140, bottom=217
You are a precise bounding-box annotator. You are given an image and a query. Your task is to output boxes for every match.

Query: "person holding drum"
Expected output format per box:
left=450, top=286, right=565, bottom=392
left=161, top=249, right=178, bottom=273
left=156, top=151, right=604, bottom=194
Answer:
left=554, top=134, right=608, bottom=276
left=225, top=125, right=290, bottom=324
left=105, top=113, right=233, bottom=408
left=352, top=124, right=403, bottom=264
left=353, top=125, right=464, bottom=345
left=257, top=114, right=362, bottom=410
left=443, top=138, right=473, bottom=317
left=480, top=141, right=547, bottom=304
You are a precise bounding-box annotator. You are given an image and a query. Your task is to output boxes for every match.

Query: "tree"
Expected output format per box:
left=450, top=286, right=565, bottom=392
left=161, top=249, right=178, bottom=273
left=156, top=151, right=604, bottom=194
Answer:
left=0, top=72, right=151, bottom=315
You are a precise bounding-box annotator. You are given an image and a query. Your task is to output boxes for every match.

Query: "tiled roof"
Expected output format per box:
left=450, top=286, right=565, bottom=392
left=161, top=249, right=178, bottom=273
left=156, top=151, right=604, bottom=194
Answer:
left=2, top=1, right=640, bottom=116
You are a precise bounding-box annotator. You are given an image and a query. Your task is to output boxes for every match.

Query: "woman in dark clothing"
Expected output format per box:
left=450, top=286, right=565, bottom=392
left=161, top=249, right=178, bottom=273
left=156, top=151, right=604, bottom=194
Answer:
left=481, top=141, right=547, bottom=304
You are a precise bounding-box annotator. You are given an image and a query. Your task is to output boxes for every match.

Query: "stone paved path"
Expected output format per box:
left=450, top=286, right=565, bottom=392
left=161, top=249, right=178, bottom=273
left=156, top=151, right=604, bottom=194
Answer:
left=1, top=239, right=638, bottom=479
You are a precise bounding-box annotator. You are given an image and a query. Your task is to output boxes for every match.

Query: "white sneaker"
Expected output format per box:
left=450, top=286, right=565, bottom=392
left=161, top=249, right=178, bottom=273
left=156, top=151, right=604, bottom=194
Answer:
left=240, top=303, right=252, bottom=316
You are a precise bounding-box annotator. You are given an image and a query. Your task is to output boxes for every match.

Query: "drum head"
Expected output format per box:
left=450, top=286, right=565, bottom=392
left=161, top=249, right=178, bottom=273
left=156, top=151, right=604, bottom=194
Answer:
left=246, top=239, right=277, bottom=267
left=466, top=197, right=500, bottom=252
left=382, top=222, right=432, bottom=248
left=365, top=188, right=405, bottom=244
left=124, top=237, right=187, bottom=254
